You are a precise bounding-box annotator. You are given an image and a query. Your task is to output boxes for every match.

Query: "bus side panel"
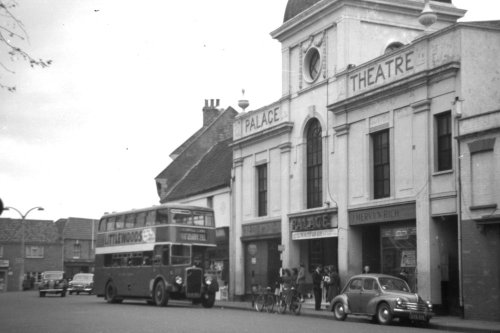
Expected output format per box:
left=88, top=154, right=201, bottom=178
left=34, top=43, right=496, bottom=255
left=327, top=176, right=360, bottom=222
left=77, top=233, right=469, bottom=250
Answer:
left=94, top=255, right=107, bottom=297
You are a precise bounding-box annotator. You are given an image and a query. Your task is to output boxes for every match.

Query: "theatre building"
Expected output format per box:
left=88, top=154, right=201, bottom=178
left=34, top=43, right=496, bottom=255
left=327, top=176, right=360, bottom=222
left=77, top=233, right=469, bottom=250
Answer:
left=230, top=0, right=500, bottom=320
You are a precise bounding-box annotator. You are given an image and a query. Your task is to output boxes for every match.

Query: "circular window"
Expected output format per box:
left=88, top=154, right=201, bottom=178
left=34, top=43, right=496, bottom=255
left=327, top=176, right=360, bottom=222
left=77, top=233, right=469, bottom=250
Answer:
left=304, top=47, right=321, bottom=83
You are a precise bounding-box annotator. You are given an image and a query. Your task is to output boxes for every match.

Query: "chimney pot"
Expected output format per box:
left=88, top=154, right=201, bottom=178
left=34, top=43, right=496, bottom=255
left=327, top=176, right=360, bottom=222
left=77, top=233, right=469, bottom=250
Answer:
left=216, top=99, right=220, bottom=107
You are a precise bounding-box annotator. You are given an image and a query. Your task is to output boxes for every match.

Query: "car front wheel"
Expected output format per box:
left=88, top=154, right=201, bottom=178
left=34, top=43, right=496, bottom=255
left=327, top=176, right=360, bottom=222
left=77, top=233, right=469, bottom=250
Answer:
left=333, top=302, right=347, bottom=321
left=377, top=302, right=393, bottom=325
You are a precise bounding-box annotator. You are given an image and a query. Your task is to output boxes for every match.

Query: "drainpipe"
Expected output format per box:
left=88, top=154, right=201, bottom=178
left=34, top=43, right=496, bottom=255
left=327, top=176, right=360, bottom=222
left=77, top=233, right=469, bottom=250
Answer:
left=453, top=97, right=465, bottom=318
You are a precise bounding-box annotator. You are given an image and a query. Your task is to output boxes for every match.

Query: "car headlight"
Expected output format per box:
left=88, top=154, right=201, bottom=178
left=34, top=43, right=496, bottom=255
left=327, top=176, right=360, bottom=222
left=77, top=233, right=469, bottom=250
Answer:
left=396, top=297, right=402, bottom=306
left=175, top=276, right=183, bottom=285
left=205, top=276, right=213, bottom=285
left=426, top=301, right=433, bottom=309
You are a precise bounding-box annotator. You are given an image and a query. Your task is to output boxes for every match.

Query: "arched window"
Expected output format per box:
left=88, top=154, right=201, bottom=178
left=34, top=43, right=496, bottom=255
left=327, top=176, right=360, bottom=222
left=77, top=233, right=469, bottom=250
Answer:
left=306, top=119, right=323, bottom=208
left=384, top=42, right=404, bottom=54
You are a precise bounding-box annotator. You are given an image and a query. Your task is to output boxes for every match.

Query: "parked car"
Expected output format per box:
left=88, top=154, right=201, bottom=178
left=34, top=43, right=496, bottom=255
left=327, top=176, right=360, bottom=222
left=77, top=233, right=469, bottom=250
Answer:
left=68, top=273, right=94, bottom=295
left=39, top=271, right=68, bottom=297
left=329, top=274, right=433, bottom=325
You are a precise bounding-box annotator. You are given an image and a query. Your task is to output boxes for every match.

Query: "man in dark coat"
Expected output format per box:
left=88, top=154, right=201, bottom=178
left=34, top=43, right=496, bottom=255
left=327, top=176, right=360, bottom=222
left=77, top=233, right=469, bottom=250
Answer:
left=312, top=265, right=323, bottom=311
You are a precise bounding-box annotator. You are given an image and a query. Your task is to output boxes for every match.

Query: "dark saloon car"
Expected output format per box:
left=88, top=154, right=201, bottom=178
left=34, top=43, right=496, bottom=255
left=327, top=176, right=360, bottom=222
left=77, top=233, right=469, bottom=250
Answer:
left=39, top=271, right=68, bottom=297
left=329, top=274, right=433, bottom=325
left=68, top=273, right=94, bottom=295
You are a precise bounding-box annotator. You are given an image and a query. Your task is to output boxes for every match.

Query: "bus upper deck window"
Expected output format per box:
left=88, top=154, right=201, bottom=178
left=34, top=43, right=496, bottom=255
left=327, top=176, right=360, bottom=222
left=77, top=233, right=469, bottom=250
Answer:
left=116, top=215, right=125, bottom=229
left=145, top=211, right=155, bottom=226
left=156, top=209, right=169, bottom=225
left=136, top=212, right=146, bottom=227
left=125, top=214, right=136, bottom=228
left=172, top=210, right=192, bottom=225
left=106, top=217, right=116, bottom=231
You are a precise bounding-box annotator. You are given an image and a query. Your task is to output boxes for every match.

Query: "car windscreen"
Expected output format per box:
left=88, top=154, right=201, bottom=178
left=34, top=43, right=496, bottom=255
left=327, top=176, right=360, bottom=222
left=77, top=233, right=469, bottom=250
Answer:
left=43, top=273, right=63, bottom=280
left=379, top=277, right=410, bottom=292
left=73, top=275, right=93, bottom=282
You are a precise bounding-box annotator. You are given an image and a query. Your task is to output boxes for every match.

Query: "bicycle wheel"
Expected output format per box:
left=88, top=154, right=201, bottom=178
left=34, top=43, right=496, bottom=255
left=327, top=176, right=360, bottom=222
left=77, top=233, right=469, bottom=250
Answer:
left=255, top=294, right=266, bottom=312
left=290, top=295, right=302, bottom=315
left=277, top=296, right=287, bottom=314
left=265, top=294, right=275, bottom=313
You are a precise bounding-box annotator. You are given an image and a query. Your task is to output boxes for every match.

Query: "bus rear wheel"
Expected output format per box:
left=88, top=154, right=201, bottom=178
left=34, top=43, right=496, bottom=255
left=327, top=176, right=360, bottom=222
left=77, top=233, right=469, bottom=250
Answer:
left=201, top=292, right=215, bottom=308
left=105, top=281, right=119, bottom=303
left=154, top=281, right=169, bottom=307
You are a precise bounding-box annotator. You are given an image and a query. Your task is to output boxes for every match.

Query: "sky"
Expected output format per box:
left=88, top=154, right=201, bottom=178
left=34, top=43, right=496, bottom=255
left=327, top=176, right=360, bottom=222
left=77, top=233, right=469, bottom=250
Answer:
left=0, top=0, right=498, bottom=221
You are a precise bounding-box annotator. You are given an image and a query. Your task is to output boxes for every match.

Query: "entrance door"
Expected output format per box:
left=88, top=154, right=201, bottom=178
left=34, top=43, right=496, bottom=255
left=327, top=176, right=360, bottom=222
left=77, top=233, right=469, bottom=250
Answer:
left=0, top=270, right=6, bottom=292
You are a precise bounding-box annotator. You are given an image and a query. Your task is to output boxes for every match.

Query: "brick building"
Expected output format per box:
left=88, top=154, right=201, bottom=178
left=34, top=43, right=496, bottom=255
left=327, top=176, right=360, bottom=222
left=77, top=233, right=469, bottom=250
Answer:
left=0, top=218, right=62, bottom=291
left=56, top=217, right=99, bottom=278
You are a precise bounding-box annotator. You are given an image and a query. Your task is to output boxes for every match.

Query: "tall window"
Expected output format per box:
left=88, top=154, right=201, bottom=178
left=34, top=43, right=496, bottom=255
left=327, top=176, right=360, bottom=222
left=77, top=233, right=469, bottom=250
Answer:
left=436, top=112, right=452, bottom=171
left=307, top=119, right=323, bottom=208
left=257, top=164, right=268, bottom=216
left=0, top=245, right=3, bottom=257
left=73, top=243, right=81, bottom=259
left=373, top=130, right=390, bottom=199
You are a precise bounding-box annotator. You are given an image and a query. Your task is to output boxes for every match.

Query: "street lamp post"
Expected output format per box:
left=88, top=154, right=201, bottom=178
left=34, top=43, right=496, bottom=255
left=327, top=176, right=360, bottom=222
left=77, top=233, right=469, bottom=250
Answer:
left=4, top=206, right=44, bottom=291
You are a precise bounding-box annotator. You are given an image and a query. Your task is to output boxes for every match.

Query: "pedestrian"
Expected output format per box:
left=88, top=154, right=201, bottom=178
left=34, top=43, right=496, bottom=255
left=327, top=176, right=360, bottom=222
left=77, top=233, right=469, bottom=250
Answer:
left=326, top=265, right=340, bottom=303
left=363, top=265, right=370, bottom=274
left=291, top=268, right=298, bottom=288
left=297, top=263, right=306, bottom=302
left=312, top=265, right=323, bottom=311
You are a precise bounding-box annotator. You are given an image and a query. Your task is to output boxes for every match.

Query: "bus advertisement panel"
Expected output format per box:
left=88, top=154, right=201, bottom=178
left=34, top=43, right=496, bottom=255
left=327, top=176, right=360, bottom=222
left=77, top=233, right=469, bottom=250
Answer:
left=94, top=204, right=218, bottom=308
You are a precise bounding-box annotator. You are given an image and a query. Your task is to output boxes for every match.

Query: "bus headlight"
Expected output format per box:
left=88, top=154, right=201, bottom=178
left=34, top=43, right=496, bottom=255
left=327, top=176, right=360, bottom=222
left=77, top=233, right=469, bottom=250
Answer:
left=175, top=276, right=183, bottom=285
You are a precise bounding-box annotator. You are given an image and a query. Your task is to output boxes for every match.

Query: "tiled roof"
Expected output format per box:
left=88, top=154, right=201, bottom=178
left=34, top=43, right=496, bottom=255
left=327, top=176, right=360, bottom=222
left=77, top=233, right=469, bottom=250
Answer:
left=170, top=127, right=205, bottom=158
left=165, top=138, right=232, bottom=201
left=59, top=218, right=98, bottom=240
left=0, top=218, right=60, bottom=243
left=155, top=107, right=237, bottom=196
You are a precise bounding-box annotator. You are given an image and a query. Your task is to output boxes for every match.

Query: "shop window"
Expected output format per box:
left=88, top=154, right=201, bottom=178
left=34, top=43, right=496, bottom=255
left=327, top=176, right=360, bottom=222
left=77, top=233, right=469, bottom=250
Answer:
left=25, top=246, right=44, bottom=258
left=306, top=118, right=323, bottom=208
left=257, top=164, right=268, bottom=216
left=73, top=243, right=81, bottom=259
left=436, top=112, right=452, bottom=171
left=372, top=129, right=390, bottom=199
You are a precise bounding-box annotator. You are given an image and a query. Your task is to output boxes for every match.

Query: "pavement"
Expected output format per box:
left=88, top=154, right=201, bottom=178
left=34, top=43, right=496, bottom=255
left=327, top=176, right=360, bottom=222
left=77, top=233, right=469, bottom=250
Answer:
left=213, top=298, right=500, bottom=333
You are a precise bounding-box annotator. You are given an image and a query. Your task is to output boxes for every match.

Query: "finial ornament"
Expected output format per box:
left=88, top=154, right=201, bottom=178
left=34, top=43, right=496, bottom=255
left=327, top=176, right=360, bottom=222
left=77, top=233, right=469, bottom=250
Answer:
left=238, top=88, right=249, bottom=113
left=419, top=0, right=437, bottom=29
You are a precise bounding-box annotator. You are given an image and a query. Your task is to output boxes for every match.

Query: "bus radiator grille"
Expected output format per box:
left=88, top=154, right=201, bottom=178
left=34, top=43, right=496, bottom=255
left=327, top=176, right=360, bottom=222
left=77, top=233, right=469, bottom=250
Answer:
left=186, top=268, right=202, bottom=295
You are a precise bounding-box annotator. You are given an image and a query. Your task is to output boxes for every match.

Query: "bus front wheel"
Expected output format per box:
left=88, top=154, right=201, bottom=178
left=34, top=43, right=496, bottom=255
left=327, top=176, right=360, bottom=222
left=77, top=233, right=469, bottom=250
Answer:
left=154, top=281, right=169, bottom=307
left=201, top=292, right=215, bottom=308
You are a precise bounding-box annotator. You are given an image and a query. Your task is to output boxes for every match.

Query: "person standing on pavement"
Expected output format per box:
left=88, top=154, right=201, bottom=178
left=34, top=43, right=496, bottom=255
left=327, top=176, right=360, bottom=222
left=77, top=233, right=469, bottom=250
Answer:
left=326, top=265, right=340, bottom=304
left=297, top=263, right=306, bottom=302
left=312, top=265, right=323, bottom=311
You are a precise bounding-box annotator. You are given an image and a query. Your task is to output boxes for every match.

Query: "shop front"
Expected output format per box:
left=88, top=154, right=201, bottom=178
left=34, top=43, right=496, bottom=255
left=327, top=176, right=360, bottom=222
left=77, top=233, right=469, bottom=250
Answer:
left=349, top=202, right=417, bottom=291
left=241, top=220, right=281, bottom=295
left=0, top=260, right=9, bottom=292
left=289, top=209, right=338, bottom=274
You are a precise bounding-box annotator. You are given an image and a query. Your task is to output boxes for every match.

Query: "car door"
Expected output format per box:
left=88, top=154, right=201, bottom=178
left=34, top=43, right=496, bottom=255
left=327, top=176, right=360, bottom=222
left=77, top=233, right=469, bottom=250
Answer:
left=358, top=277, right=379, bottom=314
left=345, top=278, right=363, bottom=313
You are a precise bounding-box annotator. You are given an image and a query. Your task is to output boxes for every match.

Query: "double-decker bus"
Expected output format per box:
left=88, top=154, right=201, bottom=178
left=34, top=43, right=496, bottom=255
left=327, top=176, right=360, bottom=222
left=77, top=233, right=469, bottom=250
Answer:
left=94, top=204, right=219, bottom=308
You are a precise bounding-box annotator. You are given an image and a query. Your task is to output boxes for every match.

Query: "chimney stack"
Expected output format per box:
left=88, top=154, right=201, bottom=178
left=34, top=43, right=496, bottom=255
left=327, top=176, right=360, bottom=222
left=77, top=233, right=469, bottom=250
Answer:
left=203, top=98, right=222, bottom=126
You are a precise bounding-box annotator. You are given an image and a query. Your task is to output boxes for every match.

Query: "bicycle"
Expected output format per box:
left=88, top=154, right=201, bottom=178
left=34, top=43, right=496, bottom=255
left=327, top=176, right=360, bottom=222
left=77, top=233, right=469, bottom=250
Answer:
left=254, top=286, right=276, bottom=313
left=276, top=286, right=301, bottom=315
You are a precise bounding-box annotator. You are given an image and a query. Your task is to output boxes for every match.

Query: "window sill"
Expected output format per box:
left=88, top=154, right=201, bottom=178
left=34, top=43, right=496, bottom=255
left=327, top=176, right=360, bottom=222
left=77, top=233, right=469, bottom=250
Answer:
left=432, top=169, right=453, bottom=177
left=469, top=204, right=498, bottom=211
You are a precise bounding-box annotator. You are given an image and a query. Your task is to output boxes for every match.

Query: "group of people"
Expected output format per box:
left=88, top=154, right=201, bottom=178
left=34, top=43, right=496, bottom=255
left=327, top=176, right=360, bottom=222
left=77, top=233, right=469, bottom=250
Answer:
left=312, top=264, right=340, bottom=311
left=275, top=263, right=307, bottom=302
left=275, top=264, right=341, bottom=311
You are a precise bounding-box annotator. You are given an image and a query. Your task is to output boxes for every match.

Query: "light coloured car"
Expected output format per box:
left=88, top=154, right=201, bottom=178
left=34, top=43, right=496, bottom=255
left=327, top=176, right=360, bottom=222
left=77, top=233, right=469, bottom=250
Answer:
left=68, top=273, right=94, bottom=295
left=330, top=274, right=433, bottom=325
